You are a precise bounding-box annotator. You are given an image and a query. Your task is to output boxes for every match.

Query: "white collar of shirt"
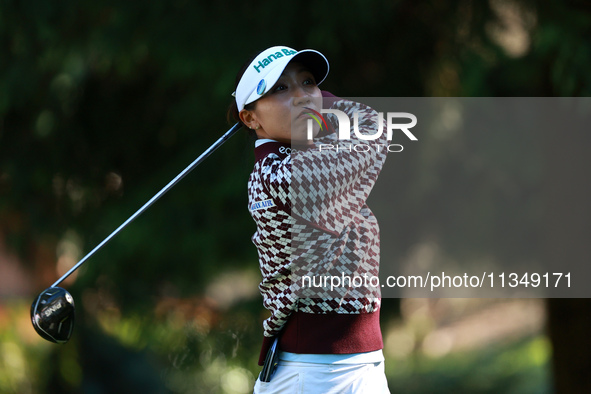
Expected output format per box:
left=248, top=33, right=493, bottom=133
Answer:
left=255, top=139, right=277, bottom=148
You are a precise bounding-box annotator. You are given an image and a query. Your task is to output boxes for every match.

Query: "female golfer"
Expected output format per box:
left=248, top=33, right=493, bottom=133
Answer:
left=229, top=45, right=389, bottom=393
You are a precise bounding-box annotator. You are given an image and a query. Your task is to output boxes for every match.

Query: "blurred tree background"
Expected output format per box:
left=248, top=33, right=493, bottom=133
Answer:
left=1, top=0, right=590, bottom=393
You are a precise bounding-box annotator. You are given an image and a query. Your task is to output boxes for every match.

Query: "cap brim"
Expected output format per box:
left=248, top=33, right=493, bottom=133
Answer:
left=291, top=50, right=330, bottom=86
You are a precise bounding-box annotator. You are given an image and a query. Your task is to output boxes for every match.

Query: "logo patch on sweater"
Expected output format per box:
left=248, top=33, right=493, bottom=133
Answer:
left=250, top=199, right=276, bottom=211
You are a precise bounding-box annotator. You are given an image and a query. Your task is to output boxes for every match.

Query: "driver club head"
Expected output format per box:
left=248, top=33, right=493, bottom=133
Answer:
left=30, top=287, right=75, bottom=344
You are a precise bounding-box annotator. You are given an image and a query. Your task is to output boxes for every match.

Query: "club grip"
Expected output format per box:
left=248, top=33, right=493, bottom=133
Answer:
left=259, top=337, right=279, bottom=382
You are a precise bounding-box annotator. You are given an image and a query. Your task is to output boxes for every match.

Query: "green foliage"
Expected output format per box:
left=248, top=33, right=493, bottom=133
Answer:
left=386, top=336, right=551, bottom=394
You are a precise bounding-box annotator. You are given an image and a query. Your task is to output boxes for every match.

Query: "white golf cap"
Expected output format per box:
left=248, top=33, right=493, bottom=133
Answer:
left=233, top=46, right=329, bottom=112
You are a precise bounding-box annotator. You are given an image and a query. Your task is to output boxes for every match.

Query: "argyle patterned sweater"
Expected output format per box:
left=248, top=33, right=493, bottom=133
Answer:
left=248, top=93, right=388, bottom=365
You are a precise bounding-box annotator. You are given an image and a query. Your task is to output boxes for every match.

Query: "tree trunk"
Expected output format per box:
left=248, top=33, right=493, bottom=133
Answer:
left=543, top=102, right=591, bottom=393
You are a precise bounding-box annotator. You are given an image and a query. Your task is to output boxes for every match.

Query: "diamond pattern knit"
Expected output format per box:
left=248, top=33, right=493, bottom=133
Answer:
left=248, top=99, right=388, bottom=339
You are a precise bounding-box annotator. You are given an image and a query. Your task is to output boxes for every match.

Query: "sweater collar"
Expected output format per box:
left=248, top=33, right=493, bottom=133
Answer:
left=254, top=140, right=292, bottom=162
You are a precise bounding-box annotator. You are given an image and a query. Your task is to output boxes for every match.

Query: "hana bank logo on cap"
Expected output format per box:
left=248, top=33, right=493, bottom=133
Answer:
left=252, top=48, right=297, bottom=98
left=234, top=46, right=329, bottom=112
left=252, top=47, right=297, bottom=74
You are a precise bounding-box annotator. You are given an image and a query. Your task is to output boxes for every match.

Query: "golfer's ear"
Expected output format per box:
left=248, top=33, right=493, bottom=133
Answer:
left=240, top=109, right=257, bottom=130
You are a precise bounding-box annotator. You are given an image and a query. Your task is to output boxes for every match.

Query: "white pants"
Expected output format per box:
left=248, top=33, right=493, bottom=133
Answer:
left=253, top=359, right=390, bottom=394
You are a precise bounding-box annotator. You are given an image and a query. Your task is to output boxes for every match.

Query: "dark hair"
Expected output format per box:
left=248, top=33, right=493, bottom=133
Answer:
left=227, top=54, right=258, bottom=139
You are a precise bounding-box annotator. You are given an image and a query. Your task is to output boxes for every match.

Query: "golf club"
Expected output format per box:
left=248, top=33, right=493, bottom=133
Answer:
left=31, top=123, right=241, bottom=343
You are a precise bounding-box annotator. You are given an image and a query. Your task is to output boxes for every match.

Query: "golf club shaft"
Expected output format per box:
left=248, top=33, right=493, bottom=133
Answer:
left=51, top=123, right=242, bottom=288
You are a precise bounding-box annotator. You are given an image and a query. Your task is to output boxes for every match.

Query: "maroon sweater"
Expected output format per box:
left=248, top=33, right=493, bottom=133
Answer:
left=248, top=93, right=387, bottom=365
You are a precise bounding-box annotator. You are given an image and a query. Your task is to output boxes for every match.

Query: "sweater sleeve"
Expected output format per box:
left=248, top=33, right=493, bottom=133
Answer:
left=291, top=99, right=388, bottom=235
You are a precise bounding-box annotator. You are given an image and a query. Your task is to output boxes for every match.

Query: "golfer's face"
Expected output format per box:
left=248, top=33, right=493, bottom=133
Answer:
left=250, top=62, right=322, bottom=144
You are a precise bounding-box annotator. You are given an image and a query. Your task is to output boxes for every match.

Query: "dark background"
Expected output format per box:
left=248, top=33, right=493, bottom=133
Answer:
left=1, top=0, right=589, bottom=393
